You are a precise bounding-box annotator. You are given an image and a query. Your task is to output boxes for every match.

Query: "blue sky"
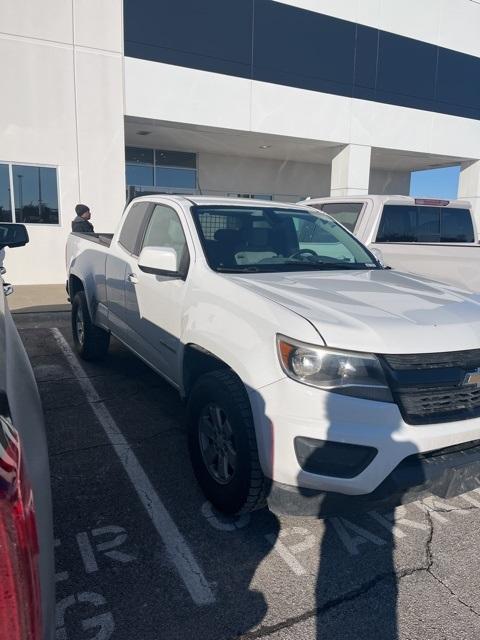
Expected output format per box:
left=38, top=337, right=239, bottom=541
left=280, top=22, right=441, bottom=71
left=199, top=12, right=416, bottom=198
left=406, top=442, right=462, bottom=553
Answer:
left=410, top=165, right=460, bottom=199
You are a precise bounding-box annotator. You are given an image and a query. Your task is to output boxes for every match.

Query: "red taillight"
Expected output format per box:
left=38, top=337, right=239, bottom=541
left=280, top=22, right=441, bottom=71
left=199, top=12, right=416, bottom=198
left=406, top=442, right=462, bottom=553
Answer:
left=415, top=198, right=450, bottom=206
left=0, top=418, right=41, bottom=640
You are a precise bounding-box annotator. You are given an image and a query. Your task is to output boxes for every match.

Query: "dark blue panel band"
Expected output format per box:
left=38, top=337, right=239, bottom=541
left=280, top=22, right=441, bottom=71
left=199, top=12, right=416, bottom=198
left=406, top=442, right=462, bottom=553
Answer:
left=124, top=0, right=480, bottom=121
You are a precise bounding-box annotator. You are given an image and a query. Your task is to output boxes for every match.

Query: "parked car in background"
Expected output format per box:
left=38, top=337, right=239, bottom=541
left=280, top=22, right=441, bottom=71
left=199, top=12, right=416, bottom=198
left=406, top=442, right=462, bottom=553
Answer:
left=299, top=195, right=480, bottom=292
left=67, top=196, right=480, bottom=517
left=0, top=223, right=54, bottom=640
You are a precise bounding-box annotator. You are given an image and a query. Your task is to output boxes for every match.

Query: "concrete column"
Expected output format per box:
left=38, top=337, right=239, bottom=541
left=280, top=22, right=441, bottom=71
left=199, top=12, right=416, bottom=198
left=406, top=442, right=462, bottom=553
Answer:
left=458, top=160, right=480, bottom=223
left=330, top=144, right=371, bottom=197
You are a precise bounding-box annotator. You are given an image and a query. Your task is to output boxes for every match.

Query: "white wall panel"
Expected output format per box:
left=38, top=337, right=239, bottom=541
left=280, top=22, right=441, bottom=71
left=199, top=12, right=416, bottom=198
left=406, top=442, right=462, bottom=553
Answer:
left=73, top=0, right=123, bottom=53
left=198, top=153, right=331, bottom=200
left=125, top=58, right=251, bottom=132
left=0, top=0, right=72, bottom=43
left=0, top=1, right=125, bottom=285
left=74, top=49, right=125, bottom=230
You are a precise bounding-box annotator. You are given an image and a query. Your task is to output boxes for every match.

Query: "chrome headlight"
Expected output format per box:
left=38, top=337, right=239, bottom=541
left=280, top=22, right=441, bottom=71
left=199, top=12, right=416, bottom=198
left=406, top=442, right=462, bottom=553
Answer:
left=277, top=335, right=393, bottom=402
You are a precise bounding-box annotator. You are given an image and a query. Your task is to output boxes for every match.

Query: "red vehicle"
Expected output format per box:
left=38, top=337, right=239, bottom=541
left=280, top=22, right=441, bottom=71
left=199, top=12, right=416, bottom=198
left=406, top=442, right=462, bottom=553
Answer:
left=0, top=223, right=54, bottom=640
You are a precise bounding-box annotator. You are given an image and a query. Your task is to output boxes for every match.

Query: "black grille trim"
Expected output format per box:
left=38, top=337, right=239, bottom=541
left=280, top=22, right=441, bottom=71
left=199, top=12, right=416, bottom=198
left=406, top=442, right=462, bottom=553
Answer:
left=380, top=349, right=480, bottom=425
left=384, top=349, right=480, bottom=371
left=398, top=385, right=480, bottom=425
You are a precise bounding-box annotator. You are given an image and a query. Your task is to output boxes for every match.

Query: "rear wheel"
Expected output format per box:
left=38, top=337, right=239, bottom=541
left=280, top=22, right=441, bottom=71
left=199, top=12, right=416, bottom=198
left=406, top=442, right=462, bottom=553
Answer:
left=187, top=369, right=269, bottom=514
left=71, top=291, right=110, bottom=360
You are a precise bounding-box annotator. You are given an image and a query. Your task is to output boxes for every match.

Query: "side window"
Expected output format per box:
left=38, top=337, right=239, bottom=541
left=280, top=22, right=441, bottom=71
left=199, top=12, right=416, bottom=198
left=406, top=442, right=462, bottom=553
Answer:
left=318, top=203, right=363, bottom=232
left=142, top=204, right=190, bottom=272
left=118, top=203, right=151, bottom=254
left=441, top=209, right=474, bottom=243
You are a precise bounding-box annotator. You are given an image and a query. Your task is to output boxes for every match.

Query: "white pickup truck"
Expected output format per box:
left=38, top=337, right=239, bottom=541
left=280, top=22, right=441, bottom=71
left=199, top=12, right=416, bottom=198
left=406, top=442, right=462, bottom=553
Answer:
left=66, top=195, right=480, bottom=516
left=299, top=196, right=480, bottom=292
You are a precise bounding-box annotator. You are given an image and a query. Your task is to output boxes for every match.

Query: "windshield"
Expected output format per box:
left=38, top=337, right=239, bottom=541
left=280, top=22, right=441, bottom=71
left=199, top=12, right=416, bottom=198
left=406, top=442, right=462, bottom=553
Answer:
left=191, top=205, right=380, bottom=273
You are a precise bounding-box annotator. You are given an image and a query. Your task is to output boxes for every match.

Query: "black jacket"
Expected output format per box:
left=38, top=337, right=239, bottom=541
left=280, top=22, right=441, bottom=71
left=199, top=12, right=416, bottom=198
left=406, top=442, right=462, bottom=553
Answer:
left=72, top=216, right=94, bottom=233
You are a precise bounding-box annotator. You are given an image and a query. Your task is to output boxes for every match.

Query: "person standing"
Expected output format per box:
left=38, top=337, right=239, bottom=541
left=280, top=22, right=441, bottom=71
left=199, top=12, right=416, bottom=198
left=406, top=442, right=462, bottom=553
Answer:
left=72, top=204, right=94, bottom=232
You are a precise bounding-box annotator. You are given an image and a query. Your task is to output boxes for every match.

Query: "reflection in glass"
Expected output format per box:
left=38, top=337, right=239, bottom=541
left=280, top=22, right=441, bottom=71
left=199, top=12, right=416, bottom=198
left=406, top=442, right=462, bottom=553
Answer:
left=155, top=167, right=196, bottom=189
left=126, top=164, right=155, bottom=187
left=125, top=147, right=154, bottom=165
left=12, top=165, right=59, bottom=225
left=155, top=150, right=196, bottom=168
left=0, top=164, right=12, bottom=222
left=125, top=147, right=198, bottom=192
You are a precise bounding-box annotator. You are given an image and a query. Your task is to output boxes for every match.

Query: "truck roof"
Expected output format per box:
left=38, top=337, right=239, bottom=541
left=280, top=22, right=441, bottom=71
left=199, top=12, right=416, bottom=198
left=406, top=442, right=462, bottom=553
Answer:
left=129, top=194, right=313, bottom=210
left=301, top=194, right=472, bottom=209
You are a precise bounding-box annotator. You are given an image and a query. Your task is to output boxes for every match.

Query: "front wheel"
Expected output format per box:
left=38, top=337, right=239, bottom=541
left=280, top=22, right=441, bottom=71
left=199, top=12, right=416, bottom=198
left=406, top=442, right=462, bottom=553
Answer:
left=187, top=369, right=269, bottom=514
left=71, top=291, right=110, bottom=360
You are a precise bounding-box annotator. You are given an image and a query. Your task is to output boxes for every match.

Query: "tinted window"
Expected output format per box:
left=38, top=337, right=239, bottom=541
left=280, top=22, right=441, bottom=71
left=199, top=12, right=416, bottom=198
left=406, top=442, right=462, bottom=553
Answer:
left=125, top=147, right=154, bottom=164
left=142, top=204, right=189, bottom=272
left=441, top=209, right=474, bottom=243
left=118, top=202, right=151, bottom=254
left=377, top=205, right=474, bottom=243
left=0, top=164, right=12, bottom=222
left=154, top=167, right=196, bottom=189
left=318, top=203, right=363, bottom=232
left=155, top=150, right=196, bottom=168
left=12, top=165, right=59, bottom=224
left=126, top=164, right=154, bottom=187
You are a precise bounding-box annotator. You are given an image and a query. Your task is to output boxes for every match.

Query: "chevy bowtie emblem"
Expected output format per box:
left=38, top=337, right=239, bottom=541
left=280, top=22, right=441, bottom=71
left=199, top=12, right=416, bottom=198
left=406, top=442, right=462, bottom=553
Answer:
left=463, top=368, right=480, bottom=387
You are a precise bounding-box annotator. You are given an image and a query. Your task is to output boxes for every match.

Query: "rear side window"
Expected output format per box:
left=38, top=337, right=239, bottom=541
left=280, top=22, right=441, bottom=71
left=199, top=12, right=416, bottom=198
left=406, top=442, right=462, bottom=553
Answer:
left=314, top=202, right=363, bottom=232
left=376, top=205, right=474, bottom=243
left=441, top=208, right=475, bottom=242
left=118, top=202, right=151, bottom=254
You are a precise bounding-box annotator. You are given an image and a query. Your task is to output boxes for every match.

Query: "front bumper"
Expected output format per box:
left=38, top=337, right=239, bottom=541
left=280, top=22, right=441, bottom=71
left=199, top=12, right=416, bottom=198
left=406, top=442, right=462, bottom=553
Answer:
left=268, top=440, right=480, bottom=516
left=248, top=376, right=480, bottom=501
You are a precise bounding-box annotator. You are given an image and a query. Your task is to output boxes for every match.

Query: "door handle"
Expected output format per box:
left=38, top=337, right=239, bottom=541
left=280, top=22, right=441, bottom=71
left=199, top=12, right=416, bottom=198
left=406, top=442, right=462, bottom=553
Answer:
left=127, top=273, right=139, bottom=284
left=3, top=283, right=13, bottom=297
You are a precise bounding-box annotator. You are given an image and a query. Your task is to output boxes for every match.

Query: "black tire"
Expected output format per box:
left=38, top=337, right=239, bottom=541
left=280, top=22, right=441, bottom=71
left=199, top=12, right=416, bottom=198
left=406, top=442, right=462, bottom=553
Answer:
left=187, top=369, right=269, bottom=514
left=71, top=291, right=110, bottom=361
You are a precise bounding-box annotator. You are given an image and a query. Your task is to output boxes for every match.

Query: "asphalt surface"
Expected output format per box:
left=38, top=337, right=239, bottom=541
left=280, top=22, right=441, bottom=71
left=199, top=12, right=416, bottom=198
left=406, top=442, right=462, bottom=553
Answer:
left=15, top=310, right=480, bottom=640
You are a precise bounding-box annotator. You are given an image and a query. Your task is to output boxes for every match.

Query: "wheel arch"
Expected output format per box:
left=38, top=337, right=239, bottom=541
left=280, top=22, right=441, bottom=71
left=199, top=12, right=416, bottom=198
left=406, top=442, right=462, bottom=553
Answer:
left=182, top=344, right=233, bottom=399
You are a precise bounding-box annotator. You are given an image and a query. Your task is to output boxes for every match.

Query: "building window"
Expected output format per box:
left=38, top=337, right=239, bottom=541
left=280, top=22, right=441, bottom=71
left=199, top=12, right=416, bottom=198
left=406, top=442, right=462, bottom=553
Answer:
left=125, top=147, right=197, bottom=191
left=0, top=162, right=59, bottom=225
left=0, top=164, right=12, bottom=222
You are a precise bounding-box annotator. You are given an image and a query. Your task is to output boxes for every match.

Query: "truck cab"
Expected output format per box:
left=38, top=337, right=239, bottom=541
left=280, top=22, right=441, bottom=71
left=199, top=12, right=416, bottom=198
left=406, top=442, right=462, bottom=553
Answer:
left=300, top=195, right=480, bottom=292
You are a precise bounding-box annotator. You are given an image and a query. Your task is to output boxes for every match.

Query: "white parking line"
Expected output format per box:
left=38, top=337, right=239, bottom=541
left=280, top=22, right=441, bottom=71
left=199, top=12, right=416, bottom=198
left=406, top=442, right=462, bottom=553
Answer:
left=51, top=328, right=215, bottom=606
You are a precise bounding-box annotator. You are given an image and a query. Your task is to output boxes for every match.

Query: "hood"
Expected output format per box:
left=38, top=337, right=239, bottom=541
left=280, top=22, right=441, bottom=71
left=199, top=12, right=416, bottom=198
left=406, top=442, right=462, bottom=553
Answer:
left=229, top=269, right=480, bottom=354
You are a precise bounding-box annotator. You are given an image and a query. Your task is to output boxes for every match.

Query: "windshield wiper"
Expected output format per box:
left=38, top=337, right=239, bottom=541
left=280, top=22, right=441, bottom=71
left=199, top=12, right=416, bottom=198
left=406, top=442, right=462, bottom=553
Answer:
left=216, top=266, right=261, bottom=273
left=283, top=261, right=377, bottom=270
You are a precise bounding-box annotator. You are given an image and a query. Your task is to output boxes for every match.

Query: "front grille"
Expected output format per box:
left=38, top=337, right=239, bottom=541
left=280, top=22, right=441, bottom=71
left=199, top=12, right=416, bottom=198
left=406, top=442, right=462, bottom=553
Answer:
left=398, top=385, right=480, bottom=424
left=381, top=349, right=480, bottom=425
left=384, top=349, right=480, bottom=371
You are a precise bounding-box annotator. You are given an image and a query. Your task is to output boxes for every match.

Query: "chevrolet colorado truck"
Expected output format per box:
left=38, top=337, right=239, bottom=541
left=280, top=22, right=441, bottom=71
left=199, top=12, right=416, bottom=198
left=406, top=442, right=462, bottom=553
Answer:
left=299, top=195, right=480, bottom=293
left=66, top=196, right=480, bottom=516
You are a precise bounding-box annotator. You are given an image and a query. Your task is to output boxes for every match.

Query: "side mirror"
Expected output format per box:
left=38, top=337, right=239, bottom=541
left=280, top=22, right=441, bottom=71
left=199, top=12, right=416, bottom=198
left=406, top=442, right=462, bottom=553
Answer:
left=369, top=246, right=388, bottom=268
left=0, top=223, right=29, bottom=249
left=138, top=246, right=180, bottom=277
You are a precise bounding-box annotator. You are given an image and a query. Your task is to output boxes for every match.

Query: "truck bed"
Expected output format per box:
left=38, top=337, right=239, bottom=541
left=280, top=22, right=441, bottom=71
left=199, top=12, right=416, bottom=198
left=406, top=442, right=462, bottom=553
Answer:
left=71, top=232, right=113, bottom=248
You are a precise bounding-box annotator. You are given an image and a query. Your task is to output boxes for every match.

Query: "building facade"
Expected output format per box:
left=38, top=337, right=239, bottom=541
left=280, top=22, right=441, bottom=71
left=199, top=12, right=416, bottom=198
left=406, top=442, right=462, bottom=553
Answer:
left=1, top=0, right=480, bottom=284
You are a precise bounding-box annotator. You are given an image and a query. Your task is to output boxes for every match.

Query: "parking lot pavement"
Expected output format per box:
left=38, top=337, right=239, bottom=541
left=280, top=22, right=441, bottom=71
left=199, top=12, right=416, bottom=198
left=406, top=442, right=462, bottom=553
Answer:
left=15, top=311, right=480, bottom=640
